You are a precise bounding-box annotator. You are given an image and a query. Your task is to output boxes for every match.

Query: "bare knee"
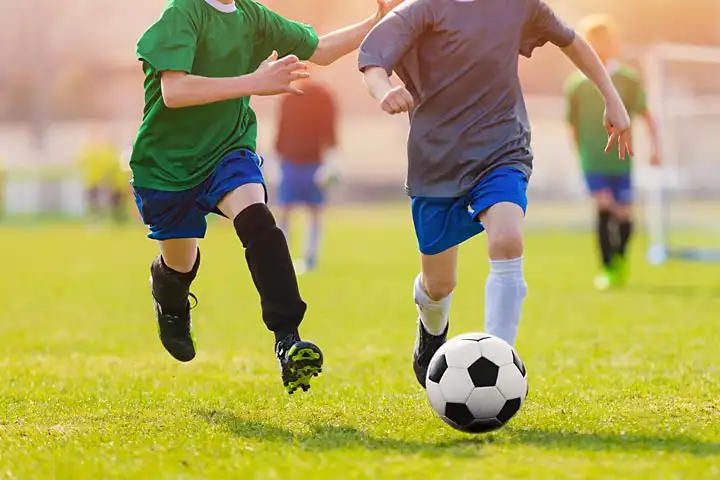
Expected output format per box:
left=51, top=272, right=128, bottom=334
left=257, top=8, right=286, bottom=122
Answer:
left=487, top=229, right=523, bottom=260
left=423, top=275, right=456, bottom=301
left=614, top=204, right=633, bottom=221
left=159, top=239, right=199, bottom=273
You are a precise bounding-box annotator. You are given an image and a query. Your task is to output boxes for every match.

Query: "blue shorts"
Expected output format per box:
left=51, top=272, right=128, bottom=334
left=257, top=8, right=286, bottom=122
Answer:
left=584, top=173, right=633, bottom=205
left=411, top=167, right=529, bottom=256
left=277, top=161, right=324, bottom=206
left=132, top=149, right=265, bottom=240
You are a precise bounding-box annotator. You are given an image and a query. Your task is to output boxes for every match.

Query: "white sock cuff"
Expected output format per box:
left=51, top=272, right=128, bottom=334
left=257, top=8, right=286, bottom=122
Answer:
left=414, top=273, right=453, bottom=305
left=489, top=256, right=523, bottom=275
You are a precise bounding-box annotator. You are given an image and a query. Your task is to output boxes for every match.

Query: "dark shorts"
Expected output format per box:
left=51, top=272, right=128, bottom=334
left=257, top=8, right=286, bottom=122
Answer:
left=132, top=149, right=265, bottom=240
left=277, top=161, right=324, bottom=206
left=411, top=167, right=529, bottom=256
left=584, top=173, right=633, bottom=205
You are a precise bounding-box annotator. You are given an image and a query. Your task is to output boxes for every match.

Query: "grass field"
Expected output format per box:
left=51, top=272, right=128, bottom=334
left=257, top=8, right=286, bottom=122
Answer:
left=1, top=206, right=719, bottom=479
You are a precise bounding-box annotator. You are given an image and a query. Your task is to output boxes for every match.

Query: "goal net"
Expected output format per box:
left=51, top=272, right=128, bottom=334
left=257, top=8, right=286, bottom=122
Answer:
left=641, top=43, right=720, bottom=264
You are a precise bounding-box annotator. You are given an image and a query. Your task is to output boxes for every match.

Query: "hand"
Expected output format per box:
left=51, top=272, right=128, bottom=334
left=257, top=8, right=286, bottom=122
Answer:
left=375, top=0, right=403, bottom=19
left=380, top=85, right=414, bottom=115
left=603, top=100, right=633, bottom=160
left=251, top=51, right=310, bottom=96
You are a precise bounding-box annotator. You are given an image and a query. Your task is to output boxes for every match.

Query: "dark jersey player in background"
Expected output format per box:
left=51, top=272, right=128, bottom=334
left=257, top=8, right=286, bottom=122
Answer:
left=565, top=15, right=661, bottom=290
left=359, top=0, right=634, bottom=388
left=274, top=78, right=338, bottom=274
left=131, top=0, right=400, bottom=394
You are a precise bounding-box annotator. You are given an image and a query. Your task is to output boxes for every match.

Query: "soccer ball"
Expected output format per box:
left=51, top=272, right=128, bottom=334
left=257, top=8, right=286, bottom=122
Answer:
left=426, top=333, right=528, bottom=433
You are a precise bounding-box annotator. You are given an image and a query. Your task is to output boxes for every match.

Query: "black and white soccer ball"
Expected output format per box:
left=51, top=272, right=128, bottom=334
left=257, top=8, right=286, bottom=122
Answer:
left=426, top=332, right=528, bottom=433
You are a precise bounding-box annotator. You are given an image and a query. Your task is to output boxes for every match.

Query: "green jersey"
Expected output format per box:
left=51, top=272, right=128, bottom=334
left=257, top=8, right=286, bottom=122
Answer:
left=131, top=0, right=318, bottom=191
left=565, top=63, right=647, bottom=175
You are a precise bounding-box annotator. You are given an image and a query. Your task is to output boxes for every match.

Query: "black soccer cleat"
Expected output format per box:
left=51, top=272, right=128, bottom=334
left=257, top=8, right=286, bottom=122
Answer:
left=276, top=334, right=323, bottom=394
left=150, top=277, right=197, bottom=362
left=413, top=320, right=448, bottom=389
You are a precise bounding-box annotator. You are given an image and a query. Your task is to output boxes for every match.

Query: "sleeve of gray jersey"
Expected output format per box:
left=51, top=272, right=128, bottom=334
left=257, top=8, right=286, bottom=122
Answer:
left=520, top=0, right=576, bottom=58
left=358, top=0, right=430, bottom=74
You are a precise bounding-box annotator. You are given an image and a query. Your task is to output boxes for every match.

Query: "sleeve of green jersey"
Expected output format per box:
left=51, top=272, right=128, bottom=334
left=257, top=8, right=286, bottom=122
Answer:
left=248, top=1, right=319, bottom=63
left=634, top=78, right=648, bottom=114
left=136, top=6, right=198, bottom=74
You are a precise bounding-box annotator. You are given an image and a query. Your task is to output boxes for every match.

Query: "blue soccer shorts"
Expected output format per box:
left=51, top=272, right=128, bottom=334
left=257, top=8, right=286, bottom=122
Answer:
left=584, top=173, right=633, bottom=205
left=411, top=167, right=529, bottom=256
left=132, top=149, right=266, bottom=240
left=277, top=160, right=325, bottom=206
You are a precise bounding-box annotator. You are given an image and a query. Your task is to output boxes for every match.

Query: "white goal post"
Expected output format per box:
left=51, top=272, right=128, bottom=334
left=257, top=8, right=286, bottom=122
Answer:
left=642, top=43, right=720, bottom=264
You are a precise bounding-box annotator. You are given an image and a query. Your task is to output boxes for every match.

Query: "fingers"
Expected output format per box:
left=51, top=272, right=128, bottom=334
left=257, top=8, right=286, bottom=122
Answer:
left=285, top=86, right=305, bottom=96
left=289, top=71, right=311, bottom=81
left=277, top=54, right=301, bottom=66
left=381, top=88, right=414, bottom=114
left=604, top=131, right=619, bottom=154
left=264, top=50, right=278, bottom=63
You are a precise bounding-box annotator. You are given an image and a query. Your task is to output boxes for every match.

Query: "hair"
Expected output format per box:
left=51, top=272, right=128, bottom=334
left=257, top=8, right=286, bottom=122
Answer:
left=579, top=14, right=619, bottom=41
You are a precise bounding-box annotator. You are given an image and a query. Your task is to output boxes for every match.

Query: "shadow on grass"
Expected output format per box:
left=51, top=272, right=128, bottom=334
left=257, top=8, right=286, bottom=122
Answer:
left=509, top=429, right=720, bottom=457
left=198, top=409, right=720, bottom=457
left=197, top=409, right=488, bottom=457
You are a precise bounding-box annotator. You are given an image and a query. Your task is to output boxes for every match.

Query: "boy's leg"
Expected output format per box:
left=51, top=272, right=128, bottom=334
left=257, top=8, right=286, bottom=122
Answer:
left=586, top=174, right=618, bottom=289
left=479, top=202, right=527, bottom=347
left=413, top=246, right=457, bottom=387
left=303, top=205, right=323, bottom=272
left=610, top=174, right=634, bottom=285
left=152, top=239, right=200, bottom=362
left=217, top=183, right=322, bottom=394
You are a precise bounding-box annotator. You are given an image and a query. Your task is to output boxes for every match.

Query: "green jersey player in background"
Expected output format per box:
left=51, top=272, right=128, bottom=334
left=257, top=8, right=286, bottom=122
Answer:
left=131, top=0, right=400, bottom=394
left=565, top=15, right=662, bottom=290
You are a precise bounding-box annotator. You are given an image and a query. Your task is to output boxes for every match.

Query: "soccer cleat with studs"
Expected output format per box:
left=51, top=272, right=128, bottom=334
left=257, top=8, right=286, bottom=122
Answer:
left=150, top=276, right=197, bottom=362
left=275, top=334, right=323, bottom=394
left=413, top=320, right=448, bottom=389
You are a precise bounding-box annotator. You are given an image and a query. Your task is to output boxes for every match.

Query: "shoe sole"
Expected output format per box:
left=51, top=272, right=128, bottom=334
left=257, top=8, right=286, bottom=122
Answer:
left=284, top=344, right=323, bottom=394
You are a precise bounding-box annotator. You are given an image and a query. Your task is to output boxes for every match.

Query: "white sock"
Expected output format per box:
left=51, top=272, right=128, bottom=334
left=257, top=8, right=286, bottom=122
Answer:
left=484, top=257, right=527, bottom=346
left=414, top=273, right=452, bottom=335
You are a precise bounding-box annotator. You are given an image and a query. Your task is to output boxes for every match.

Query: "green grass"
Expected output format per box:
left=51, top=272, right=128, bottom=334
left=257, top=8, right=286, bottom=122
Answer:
left=1, top=206, right=719, bottom=479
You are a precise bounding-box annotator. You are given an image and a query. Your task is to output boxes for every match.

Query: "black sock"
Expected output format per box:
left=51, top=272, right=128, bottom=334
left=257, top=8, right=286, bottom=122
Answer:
left=597, top=210, right=614, bottom=267
left=617, top=219, right=633, bottom=257
left=150, top=250, right=200, bottom=316
left=233, top=204, right=304, bottom=342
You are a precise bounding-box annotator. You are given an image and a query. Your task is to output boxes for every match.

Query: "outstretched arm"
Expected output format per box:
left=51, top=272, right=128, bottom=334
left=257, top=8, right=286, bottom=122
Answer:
left=161, top=51, right=309, bottom=108
left=640, top=109, right=662, bottom=165
left=561, top=36, right=632, bottom=158
left=310, top=7, right=390, bottom=66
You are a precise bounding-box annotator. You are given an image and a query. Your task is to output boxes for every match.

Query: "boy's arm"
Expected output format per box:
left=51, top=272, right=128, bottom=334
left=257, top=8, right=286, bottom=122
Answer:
left=248, top=0, right=402, bottom=67
left=310, top=1, right=398, bottom=67
left=640, top=109, right=662, bottom=165
left=160, top=52, right=309, bottom=108
left=561, top=36, right=632, bottom=159
left=359, top=0, right=431, bottom=113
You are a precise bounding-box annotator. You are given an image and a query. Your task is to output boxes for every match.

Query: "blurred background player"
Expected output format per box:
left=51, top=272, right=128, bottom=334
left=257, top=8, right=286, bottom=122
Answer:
left=565, top=15, right=661, bottom=290
left=77, top=126, right=129, bottom=223
left=274, top=77, right=338, bottom=274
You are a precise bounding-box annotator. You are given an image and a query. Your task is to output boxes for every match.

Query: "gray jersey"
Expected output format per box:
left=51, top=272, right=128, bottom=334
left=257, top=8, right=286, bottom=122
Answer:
left=358, top=0, right=575, bottom=197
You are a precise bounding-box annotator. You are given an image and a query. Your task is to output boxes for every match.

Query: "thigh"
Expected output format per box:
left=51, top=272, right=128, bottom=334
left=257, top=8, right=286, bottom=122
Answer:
left=159, top=238, right=199, bottom=273
left=584, top=174, right=615, bottom=209
left=132, top=185, right=208, bottom=240
left=467, top=167, right=529, bottom=222
left=199, top=150, right=267, bottom=217
left=411, top=196, right=483, bottom=256
left=610, top=174, right=633, bottom=207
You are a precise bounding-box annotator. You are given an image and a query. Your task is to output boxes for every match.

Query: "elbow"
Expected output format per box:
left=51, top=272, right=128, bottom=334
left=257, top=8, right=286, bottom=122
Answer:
left=162, top=90, right=183, bottom=109
left=310, top=48, right=333, bottom=67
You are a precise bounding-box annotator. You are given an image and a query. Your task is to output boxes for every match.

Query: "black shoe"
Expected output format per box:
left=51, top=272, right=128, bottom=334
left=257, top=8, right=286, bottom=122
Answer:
left=151, top=276, right=197, bottom=362
left=413, top=320, right=448, bottom=388
left=275, top=333, right=323, bottom=394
